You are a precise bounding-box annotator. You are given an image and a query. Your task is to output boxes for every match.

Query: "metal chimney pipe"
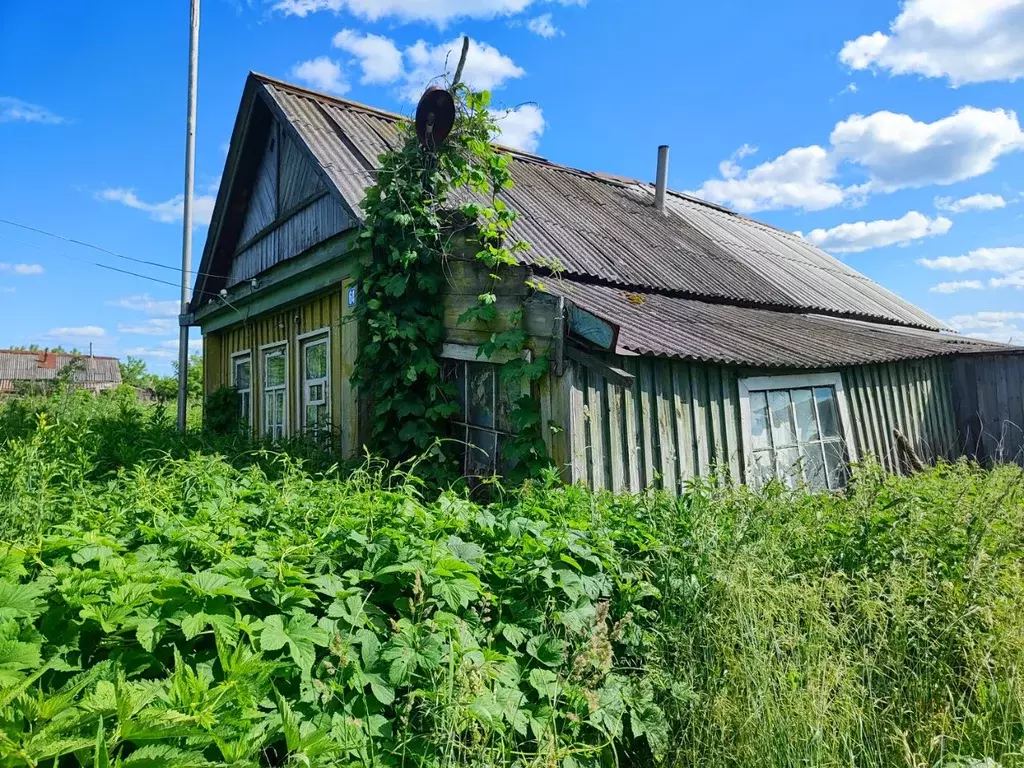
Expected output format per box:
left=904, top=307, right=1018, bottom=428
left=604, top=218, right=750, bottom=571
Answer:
left=654, top=144, right=670, bottom=214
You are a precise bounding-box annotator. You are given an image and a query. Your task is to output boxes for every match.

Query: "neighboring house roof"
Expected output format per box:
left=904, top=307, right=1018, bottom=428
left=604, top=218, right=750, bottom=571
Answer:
left=196, top=74, right=1022, bottom=368
left=0, top=350, right=122, bottom=391
left=547, top=280, right=1021, bottom=369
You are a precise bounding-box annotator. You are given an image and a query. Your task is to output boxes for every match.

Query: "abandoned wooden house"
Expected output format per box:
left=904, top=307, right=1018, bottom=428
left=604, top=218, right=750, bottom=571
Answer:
left=187, top=73, right=1024, bottom=493
left=0, top=349, right=122, bottom=396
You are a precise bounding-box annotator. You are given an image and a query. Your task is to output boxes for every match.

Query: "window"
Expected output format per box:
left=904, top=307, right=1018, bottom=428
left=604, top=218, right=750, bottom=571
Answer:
left=443, top=357, right=522, bottom=478
left=300, top=332, right=330, bottom=437
left=739, top=373, right=857, bottom=491
left=262, top=344, right=287, bottom=442
left=230, top=352, right=252, bottom=425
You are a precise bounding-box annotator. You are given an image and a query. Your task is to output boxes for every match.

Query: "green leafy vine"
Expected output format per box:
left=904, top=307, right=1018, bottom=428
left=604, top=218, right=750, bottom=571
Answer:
left=353, top=79, right=551, bottom=484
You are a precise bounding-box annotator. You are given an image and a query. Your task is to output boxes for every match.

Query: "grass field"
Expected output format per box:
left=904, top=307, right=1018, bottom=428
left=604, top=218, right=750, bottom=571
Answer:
left=1, top=387, right=1023, bottom=767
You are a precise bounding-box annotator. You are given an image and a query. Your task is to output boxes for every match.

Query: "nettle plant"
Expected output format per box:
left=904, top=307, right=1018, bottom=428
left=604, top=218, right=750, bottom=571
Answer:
left=352, top=85, right=551, bottom=485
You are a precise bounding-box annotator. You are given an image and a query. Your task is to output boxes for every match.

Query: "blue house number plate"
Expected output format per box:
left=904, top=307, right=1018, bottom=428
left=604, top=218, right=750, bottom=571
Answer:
left=347, top=286, right=357, bottom=307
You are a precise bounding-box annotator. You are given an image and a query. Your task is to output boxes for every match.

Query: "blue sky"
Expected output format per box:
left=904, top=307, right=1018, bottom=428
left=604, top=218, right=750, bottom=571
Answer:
left=1, top=0, right=1023, bottom=371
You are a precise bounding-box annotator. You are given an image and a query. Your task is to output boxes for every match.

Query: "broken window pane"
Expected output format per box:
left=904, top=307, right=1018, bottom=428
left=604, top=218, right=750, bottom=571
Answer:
left=791, top=388, right=820, bottom=443
left=749, top=391, right=771, bottom=450
left=496, top=373, right=519, bottom=434
left=467, top=363, right=495, bottom=429
left=824, top=440, right=848, bottom=489
left=815, top=387, right=841, bottom=438
left=768, top=390, right=796, bottom=448
left=775, top=447, right=801, bottom=489
left=466, top=427, right=497, bottom=477
left=801, top=442, right=827, bottom=491
left=751, top=449, right=775, bottom=488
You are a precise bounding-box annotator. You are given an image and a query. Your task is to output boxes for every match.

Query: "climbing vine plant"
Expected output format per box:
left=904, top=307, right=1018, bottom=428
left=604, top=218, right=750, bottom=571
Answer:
left=353, top=82, right=551, bottom=484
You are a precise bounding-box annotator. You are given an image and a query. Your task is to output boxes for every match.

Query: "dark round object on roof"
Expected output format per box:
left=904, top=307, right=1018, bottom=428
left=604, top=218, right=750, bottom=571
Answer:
left=415, top=86, right=456, bottom=149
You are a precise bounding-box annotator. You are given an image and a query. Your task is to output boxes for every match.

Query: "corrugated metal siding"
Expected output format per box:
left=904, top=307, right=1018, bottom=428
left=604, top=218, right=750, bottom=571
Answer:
left=228, top=194, right=350, bottom=286
left=204, top=290, right=351, bottom=445
left=558, top=355, right=956, bottom=494
left=950, top=354, right=1024, bottom=466
left=254, top=75, right=945, bottom=332
left=550, top=280, right=1015, bottom=367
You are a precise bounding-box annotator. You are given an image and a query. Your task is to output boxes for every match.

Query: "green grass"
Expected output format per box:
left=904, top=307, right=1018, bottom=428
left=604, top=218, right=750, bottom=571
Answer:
left=1, top=389, right=1023, bottom=767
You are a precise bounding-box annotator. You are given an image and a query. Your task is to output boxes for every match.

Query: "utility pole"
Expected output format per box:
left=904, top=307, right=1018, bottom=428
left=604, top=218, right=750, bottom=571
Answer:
left=177, top=0, right=200, bottom=431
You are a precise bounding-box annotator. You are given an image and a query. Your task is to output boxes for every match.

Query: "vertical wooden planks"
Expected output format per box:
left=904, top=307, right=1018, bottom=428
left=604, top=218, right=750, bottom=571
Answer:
left=672, top=362, right=696, bottom=484
left=843, top=369, right=869, bottom=464
left=340, top=278, right=359, bottom=457
left=549, top=364, right=571, bottom=481
left=654, top=360, right=677, bottom=493
left=621, top=357, right=642, bottom=492
left=606, top=379, right=626, bottom=493
left=637, top=360, right=657, bottom=489
left=720, top=368, right=742, bottom=483
left=690, top=364, right=711, bottom=477
left=586, top=368, right=607, bottom=491
left=706, top=366, right=726, bottom=477
left=568, top=363, right=588, bottom=485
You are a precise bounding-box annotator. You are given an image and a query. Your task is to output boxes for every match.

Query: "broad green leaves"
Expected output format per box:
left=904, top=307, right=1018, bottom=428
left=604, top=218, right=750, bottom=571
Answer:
left=260, top=613, right=328, bottom=678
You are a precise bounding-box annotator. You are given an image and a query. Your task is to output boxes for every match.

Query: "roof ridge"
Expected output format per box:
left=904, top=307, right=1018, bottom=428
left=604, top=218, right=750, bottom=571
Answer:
left=0, top=349, right=119, bottom=360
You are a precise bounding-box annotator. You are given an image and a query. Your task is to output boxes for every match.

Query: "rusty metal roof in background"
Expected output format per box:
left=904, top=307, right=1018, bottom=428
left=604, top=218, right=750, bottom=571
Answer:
left=256, top=74, right=946, bottom=333
left=0, top=350, right=122, bottom=386
left=547, top=281, right=1019, bottom=368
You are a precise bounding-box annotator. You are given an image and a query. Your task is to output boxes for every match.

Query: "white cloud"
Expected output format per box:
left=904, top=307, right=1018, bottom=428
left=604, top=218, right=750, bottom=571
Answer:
left=718, top=143, right=759, bottom=179
left=332, top=30, right=404, bottom=85
left=691, top=145, right=843, bottom=213
left=290, top=56, right=348, bottom=94
left=400, top=36, right=524, bottom=100
left=919, top=246, right=1024, bottom=273
left=490, top=104, right=545, bottom=152
left=804, top=211, right=952, bottom=253
left=840, top=0, right=1024, bottom=86
left=693, top=107, right=1024, bottom=212
left=990, top=270, right=1024, bottom=288
left=271, top=0, right=584, bottom=25
left=97, top=188, right=216, bottom=226
left=118, top=318, right=177, bottom=336
left=840, top=82, right=858, bottom=96
left=935, top=193, right=1008, bottom=213
left=527, top=13, right=560, bottom=37
left=830, top=108, right=1024, bottom=193
left=47, top=325, right=106, bottom=339
left=106, top=294, right=180, bottom=317
left=929, top=279, right=985, bottom=293
left=947, top=311, right=1024, bottom=343
left=0, top=263, right=44, bottom=275
left=124, top=338, right=201, bottom=360
left=0, top=97, right=64, bottom=124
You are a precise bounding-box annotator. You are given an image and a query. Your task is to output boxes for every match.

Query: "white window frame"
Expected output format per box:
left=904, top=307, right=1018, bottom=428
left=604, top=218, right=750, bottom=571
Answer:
left=441, top=343, right=531, bottom=478
left=298, top=327, right=331, bottom=436
left=738, top=372, right=858, bottom=490
left=260, top=341, right=288, bottom=441
left=229, top=354, right=252, bottom=428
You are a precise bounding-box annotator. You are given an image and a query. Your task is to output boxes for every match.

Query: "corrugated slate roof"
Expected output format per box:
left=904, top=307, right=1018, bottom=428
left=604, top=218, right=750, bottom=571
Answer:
left=0, top=350, right=122, bottom=387
left=547, top=280, right=1020, bottom=369
left=255, top=74, right=945, bottom=331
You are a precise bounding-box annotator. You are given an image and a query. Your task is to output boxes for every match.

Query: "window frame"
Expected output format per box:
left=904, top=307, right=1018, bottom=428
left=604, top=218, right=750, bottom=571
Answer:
left=441, top=343, right=531, bottom=478
left=229, top=350, right=253, bottom=426
left=297, top=327, right=331, bottom=437
left=737, top=372, right=858, bottom=490
left=260, top=340, right=289, bottom=442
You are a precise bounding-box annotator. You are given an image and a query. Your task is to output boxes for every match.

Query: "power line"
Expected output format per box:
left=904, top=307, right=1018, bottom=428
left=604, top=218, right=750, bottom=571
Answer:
left=0, top=233, right=236, bottom=307
left=0, top=217, right=229, bottom=280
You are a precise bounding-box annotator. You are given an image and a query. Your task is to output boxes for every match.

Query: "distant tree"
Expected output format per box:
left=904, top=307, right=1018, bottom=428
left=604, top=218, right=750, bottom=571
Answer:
left=151, top=376, right=178, bottom=403
left=172, top=353, right=204, bottom=399
left=119, top=356, right=149, bottom=387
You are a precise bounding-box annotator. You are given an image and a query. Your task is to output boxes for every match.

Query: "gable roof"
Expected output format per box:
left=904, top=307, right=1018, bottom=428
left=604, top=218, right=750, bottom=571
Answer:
left=222, top=73, right=943, bottom=332
left=0, top=350, right=121, bottom=391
